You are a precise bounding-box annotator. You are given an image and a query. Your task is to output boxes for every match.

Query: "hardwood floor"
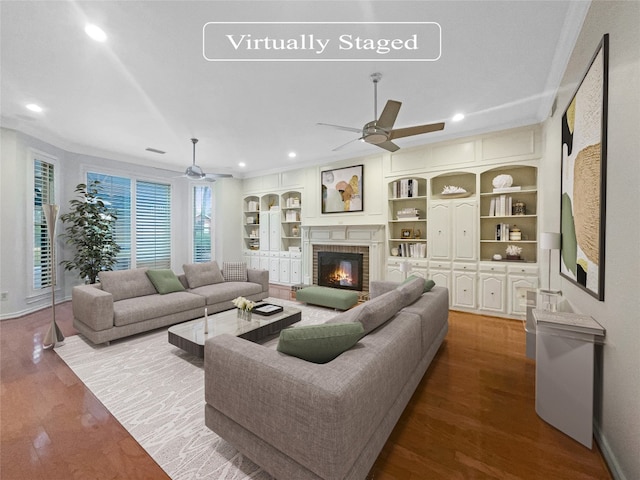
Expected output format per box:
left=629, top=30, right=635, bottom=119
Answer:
left=1, top=305, right=611, bottom=479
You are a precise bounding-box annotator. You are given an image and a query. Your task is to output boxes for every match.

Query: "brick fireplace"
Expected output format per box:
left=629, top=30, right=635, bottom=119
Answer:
left=313, top=245, right=369, bottom=292
left=302, top=224, right=386, bottom=293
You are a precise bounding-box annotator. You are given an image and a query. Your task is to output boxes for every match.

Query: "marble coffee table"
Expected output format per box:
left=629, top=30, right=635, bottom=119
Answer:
left=168, top=306, right=301, bottom=357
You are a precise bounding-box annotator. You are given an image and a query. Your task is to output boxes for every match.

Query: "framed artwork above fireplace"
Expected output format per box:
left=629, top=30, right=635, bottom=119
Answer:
left=321, top=164, right=364, bottom=213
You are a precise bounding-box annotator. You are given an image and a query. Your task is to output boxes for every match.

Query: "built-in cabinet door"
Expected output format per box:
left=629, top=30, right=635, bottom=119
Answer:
left=249, top=254, right=260, bottom=270
left=430, top=203, right=450, bottom=259
left=508, top=276, right=538, bottom=315
left=453, top=201, right=477, bottom=260
left=385, top=265, right=403, bottom=282
left=269, top=211, right=280, bottom=251
left=480, top=274, right=505, bottom=312
left=259, top=213, right=270, bottom=251
left=290, top=258, right=302, bottom=285
left=279, top=256, right=290, bottom=284
left=259, top=253, right=270, bottom=272
left=269, top=253, right=280, bottom=283
left=430, top=269, right=451, bottom=295
left=453, top=272, right=476, bottom=309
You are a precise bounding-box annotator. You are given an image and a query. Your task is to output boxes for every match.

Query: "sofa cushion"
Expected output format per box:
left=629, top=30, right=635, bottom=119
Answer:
left=98, top=268, right=157, bottom=302
left=397, top=276, right=425, bottom=307
left=146, top=269, right=185, bottom=294
left=113, top=291, right=205, bottom=327
left=189, top=281, right=263, bottom=305
left=401, top=275, right=436, bottom=293
left=276, top=323, right=364, bottom=364
left=358, top=288, right=404, bottom=334
left=222, top=262, right=247, bottom=282
left=183, top=261, right=224, bottom=288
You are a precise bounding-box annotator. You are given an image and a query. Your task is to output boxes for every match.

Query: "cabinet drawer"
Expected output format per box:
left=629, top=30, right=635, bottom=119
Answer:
left=429, top=261, right=451, bottom=270
left=479, top=262, right=507, bottom=274
left=453, top=262, right=477, bottom=272
left=507, top=264, right=538, bottom=276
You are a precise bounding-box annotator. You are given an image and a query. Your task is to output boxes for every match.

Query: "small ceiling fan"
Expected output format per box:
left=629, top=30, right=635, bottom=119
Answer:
left=318, top=72, right=445, bottom=153
left=181, top=138, right=232, bottom=182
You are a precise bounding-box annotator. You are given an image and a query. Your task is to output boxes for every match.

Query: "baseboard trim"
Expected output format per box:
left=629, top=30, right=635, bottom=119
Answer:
left=594, top=422, right=627, bottom=480
left=0, top=295, right=71, bottom=321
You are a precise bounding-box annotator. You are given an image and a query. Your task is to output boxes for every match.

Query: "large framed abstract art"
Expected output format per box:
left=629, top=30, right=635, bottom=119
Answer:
left=321, top=164, right=364, bottom=213
left=560, top=34, right=608, bottom=300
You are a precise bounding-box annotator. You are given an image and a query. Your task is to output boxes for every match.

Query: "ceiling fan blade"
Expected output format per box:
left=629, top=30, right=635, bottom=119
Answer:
left=332, top=137, right=364, bottom=151
left=377, top=100, right=402, bottom=130
left=390, top=122, right=445, bottom=140
left=317, top=122, right=362, bottom=134
left=204, top=173, right=233, bottom=180
left=376, top=140, right=400, bottom=152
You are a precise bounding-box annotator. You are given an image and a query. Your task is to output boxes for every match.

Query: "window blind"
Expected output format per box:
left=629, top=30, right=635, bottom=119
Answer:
left=193, top=185, right=212, bottom=262
left=87, top=173, right=132, bottom=270
left=33, top=159, right=55, bottom=289
left=136, top=180, right=171, bottom=269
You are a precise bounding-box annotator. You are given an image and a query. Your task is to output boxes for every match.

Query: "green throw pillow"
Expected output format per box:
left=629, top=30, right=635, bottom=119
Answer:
left=402, top=275, right=436, bottom=293
left=277, top=323, right=365, bottom=364
left=146, top=269, right=185, bottom=294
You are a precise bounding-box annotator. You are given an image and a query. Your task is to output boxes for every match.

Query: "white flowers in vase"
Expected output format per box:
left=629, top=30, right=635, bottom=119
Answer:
left=232, top=296, right=255, bottom=312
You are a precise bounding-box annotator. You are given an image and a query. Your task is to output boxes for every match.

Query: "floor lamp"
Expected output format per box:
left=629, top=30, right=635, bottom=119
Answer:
left=43, top=204, right=65, bottom=349
left=540, top=232, right=561, bottom=294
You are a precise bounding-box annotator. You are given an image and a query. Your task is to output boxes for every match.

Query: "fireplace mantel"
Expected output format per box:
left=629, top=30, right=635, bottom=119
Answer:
left=301, top=224, right=386, bottom=286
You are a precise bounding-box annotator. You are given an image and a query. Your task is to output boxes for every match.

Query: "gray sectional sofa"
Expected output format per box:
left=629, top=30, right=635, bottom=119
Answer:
left=71, top=261, right=269, bottom=344
left=204, top=276, right=449, bottom=480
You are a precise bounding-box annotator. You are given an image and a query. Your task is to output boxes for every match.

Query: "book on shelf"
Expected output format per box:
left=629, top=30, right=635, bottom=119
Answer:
left=495, top=223, right=510, bottom=241
left=397, top=242, right=426, bottom=258
left=489, top=194, right=513, bottom=216
left=392, top=178, right=420, bottom=199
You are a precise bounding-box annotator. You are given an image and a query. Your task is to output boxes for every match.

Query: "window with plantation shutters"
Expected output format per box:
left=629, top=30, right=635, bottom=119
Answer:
left=33, top=159, right=55, bottom=289
left=87, top=173, right=132, bottom=270
left=193, top=185, right=212, bottom=263
left=136, top=180, right=171, bottom=269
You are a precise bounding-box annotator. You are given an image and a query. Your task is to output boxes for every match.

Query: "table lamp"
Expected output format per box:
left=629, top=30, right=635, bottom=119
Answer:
left=399, top=261, right=412, bottom=280
left=540, top=232, right=561, bottom=293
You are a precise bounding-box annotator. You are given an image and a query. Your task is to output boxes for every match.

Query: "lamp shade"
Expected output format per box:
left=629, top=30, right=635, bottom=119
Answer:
left=540, top=232, right=561, bottom=250
left=399, top=261, right=412, bottom=273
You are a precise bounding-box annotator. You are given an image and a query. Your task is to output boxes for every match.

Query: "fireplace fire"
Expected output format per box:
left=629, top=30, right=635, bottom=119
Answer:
left=317, top=252, right=364, bottom=291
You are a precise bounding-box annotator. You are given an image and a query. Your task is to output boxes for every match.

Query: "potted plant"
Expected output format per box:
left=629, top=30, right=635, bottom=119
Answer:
left=60, top=181, right=121, bottom=284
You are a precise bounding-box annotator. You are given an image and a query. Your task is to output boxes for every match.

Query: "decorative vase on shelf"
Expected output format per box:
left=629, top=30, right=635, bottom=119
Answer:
left=291, top=225, right=299, bottom=237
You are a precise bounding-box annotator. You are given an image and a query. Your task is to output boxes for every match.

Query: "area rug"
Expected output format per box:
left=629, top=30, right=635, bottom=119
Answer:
left=55, top=298, right=335, bottom=480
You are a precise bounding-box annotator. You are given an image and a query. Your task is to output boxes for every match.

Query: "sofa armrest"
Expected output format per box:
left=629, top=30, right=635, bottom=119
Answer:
left=369, top=280, right=401, bottom=298
left=246, top=268, right=269, bottom=293
left=72, top=284, right=114, bottom=332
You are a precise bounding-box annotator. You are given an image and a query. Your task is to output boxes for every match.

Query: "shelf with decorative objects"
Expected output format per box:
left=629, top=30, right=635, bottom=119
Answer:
left=479, top=165, right=538, bottom=263
left=387, top=177, right=428, bottom=260
left=243, top=190, right=302, bottom=286
left=243, top=195, right=261, bottom=251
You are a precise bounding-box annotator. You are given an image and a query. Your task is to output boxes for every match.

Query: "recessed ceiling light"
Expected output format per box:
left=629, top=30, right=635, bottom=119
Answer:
left=26, top=103, right=43, bottom=113
left=85, top=24, right=107, bottom=42
left=288, top=152, right=297, bottom=159
left=452, top=113, right=465, bottom=122
left=238, top=162, right=246, bottom=168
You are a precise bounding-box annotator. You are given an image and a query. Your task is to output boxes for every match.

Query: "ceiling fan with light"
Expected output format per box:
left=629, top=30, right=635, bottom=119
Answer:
left=181, top=138, right=232, bottom=182
left=318, top=72, right=445, bottom=153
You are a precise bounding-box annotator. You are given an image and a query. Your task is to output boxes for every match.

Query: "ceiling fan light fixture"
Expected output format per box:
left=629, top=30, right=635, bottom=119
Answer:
left=362, top=121, right=389, bottom=145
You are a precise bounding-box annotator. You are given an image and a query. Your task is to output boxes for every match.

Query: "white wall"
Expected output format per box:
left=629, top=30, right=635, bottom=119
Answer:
left=541, top=1, right=640, bottom=478
left=0, top=128, right=210, bottom=318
